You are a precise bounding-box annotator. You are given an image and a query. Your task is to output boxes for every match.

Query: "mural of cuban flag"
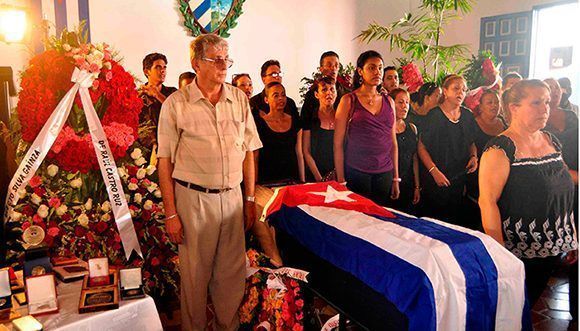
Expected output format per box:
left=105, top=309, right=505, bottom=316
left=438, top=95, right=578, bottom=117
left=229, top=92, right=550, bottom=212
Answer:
left=30, top=0, right=92, bottom=53
left=262, top=181, right=532, bottom=331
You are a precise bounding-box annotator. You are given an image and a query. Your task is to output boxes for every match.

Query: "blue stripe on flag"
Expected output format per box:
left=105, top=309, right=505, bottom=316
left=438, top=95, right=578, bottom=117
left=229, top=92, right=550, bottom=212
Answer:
left=54, top=0, right=67, bottom=36
left=271, top=205, right=437, bottom=331
left=373, top=212, right=499, bottom=331
left=193, top=0, right=210, bottom=19
left=78, top=0, right=91, bottom=42
left=205, top=22, right=211, bottom=31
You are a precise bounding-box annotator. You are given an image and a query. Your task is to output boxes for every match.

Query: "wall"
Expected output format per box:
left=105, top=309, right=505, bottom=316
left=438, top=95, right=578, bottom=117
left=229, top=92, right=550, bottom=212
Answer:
left=441, top=0, right=558, bottom=53
left=0, top=0, right=569, bottom=104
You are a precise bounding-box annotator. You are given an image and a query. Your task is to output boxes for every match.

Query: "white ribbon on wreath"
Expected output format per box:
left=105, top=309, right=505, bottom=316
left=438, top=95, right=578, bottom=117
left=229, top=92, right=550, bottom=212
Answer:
left=3, top=68, right=142, bottom=259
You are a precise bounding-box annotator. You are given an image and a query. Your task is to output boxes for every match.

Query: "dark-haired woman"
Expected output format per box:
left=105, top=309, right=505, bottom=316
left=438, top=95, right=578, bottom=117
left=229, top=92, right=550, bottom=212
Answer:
left=334, top=50, right=399, bottom=206
left=232, top=73, right=253, bottom=99
left=389, top=88, right=420, bottom=213
left=418, top=75, right=478, bottom=227
left=479, top=79, right=577, bottom=306
left=408, top=82, right=441, bottom=132
left=255, top=82, right=305, bottom=185
left=302, top=77, right=337, bottom=181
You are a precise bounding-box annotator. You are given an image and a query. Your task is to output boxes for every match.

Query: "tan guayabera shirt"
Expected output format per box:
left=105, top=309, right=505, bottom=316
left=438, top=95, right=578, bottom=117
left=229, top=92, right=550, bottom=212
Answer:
left=157, top=80, right=262, bottom=189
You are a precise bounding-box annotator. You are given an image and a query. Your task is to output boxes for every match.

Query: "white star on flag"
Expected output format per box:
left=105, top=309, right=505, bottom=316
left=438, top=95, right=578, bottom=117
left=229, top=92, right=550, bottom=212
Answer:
left=310, top=185, right=356, bottom=203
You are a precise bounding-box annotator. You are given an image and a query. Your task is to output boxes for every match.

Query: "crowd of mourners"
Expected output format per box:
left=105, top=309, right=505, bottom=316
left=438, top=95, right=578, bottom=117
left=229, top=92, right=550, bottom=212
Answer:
left=138, top=41, right=578, bottom=328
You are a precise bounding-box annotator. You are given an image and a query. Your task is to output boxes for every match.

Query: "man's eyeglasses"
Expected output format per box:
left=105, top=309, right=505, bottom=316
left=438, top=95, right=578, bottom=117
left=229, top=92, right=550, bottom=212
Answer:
left=202, top=57, right=234, bottom=68
left=264, top=72, right=283, bottom=78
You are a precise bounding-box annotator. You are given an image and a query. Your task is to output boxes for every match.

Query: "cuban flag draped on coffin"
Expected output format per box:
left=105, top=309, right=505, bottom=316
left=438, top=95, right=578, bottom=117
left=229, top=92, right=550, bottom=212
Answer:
left=262, top=181, right=531, bottom=331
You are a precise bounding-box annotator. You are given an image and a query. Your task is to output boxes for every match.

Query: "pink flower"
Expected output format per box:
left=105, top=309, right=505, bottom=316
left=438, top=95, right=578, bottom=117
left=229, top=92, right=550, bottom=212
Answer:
left=292, top=324, right=303, bottom=331
left=89, top=62, right=100, bottom=73
left=401, top=63, right=424, bottom=93
left=29, top=175, right=42, bottom=188
left=32, top=214, right=43, bottom=224
left=48, top=197, right=61, bottom=208
left=47, top=227, right=59, bottom=236
left=106, top=71, right=113, bottom=81
left=295, top=299, right=304, bottom=308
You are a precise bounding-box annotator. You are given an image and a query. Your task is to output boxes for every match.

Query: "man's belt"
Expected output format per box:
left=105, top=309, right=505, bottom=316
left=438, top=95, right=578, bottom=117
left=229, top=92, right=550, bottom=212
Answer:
left=175, top=179, right=232, bottom=194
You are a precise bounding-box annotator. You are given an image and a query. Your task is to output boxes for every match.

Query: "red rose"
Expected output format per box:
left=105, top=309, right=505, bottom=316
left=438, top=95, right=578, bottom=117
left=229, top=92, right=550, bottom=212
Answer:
left=74, top=225, right=86, bottom=237
left=151, top=257, right=160, bottom=267
left=29, top=176, right=42, bottom=188
left=96, top=221, right=108, bottom=234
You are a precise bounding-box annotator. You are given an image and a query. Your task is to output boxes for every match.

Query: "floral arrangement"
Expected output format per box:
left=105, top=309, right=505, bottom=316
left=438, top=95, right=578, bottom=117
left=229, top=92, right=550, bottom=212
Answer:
left=299, top=63, right=354, bottom=102
left=16, top=32, right=141, bottom=173
left=239, top=249, right=305, bottom=330
left=5, top=145, right=179, bottom=297
left=400, top=62, right=424, bottom=93
left=462, top=50, right=501, bottom=112
left=5, top=29, right=179, bottom=299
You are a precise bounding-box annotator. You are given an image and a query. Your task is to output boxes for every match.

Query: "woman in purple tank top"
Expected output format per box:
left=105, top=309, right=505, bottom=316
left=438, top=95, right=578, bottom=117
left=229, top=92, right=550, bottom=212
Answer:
left=334, top=50, right=400, bottom=206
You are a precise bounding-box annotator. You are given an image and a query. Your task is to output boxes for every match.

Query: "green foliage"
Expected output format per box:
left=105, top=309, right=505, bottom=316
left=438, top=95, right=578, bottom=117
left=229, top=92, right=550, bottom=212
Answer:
left=358, top=0, right=474, bottom=82
left=461, top=50, right=501, bottom=89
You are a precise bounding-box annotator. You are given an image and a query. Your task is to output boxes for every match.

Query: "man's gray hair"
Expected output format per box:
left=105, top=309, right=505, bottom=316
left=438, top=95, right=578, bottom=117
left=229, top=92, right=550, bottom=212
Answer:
left=190, top=34, right=228, bottom=61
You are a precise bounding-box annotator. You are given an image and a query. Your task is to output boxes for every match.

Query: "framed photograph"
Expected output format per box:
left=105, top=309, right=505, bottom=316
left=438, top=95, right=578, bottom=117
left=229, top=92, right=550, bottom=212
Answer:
left=485, top=21, right=496, bottom=37
left=88, top=257, right=110, bottom=286
left=88, top=257, right=109, bottom=278
left=500, top=19, right=511, bottom=36
left=79, top=287, right=119, bottom=314
left=25, top=274, right=58, bottom=316
left=12, top=315, right=43, bottom=331
left=23, top=256, right=52, bottom=278
left=54, top=262, right=88, bottom=283
left=499, top=40, right=511, bottom=56
left=82, top=270, right=118, bottom=289
left=120, top=268, right=145, bottom=300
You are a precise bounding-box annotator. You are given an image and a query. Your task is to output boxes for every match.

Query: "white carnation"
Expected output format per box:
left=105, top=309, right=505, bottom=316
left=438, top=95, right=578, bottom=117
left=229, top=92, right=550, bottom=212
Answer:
left=101, top=201, right=111, bottom=213
left=130, top=149, right=142, bottom=160
left=37, top=204, right=49, bottom=218
left=154, top=189, right=162, bottom=198
left=30, top=193, right=42, bottom=205
left=70, top=178, right=82, bottom=189
left=146, top=165, right=156, bottom=175
left=78, top=213, right=89, bottom=227
left=146, top=182, right=158, bottom=193
left=84, top=198, right=93, bottom=211
left=136, top=168, right=147, bottom=179
left=134, top=193, right=143, bottom=204
left=56, top=205, right=68, bottom=216
left=143, top=200, right=153, bottom=210
left=18, top=188, right=27, bottom=199
left=47, top=164, right=59, bottom=177
left=10, top=211, right=23, bottom=222
left=128, top=183, right=139, bottom=191
left=135, top=157, right=146, bottom=166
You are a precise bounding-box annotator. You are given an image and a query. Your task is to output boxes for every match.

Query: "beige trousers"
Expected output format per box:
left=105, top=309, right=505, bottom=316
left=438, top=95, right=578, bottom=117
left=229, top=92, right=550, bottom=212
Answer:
left=175, top=183, right=246, bottom=331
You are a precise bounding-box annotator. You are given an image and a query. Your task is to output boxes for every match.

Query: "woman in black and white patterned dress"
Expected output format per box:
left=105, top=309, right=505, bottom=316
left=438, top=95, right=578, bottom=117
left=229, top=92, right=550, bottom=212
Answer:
left=479, top=79, right=578, bottom=306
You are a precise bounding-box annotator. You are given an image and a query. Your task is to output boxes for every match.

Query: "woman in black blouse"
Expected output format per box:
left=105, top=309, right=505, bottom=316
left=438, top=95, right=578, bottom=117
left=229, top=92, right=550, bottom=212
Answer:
left=417, top=75, right=478, bottom=226
left=408, top=82, right=441, bottom=132
left=479, top=79, right=578, bottom=306
left=389, top=88, right=420, bottom=213
left=255, top=82, right=305, bottom=184
left=302, top=76, right=337, bottom=181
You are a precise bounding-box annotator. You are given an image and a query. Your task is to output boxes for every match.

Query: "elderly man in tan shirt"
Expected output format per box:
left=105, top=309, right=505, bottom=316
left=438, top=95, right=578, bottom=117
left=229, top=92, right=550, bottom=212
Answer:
left=157, top=34, right=262, bottom=331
